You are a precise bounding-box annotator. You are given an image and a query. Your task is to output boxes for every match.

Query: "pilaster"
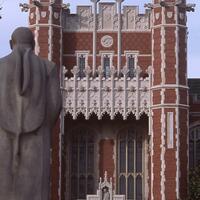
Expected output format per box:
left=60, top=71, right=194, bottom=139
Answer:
left=115, top=0, right=124, bottom=75
left=91, top=0, right=100, bottom=76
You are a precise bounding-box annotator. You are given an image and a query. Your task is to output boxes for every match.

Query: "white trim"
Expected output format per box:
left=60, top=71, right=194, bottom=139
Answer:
left=151, top=104, right=189, bottom=109
left=152, top=24, right=187, bottom=29
left=151, top=84, right=189, bottom=90
left=48, top=5, right=53, bottom=61
left=63, top=53, right=151, bottom=57
left=91, top=0, right=99, bottom=76
left=116, top=0, right=123, bottom=75
left=34, top=7, right=40, bottom=55
left=29, top=24, right=62, bottom=28
left=63, top=30, right=151, bottom=33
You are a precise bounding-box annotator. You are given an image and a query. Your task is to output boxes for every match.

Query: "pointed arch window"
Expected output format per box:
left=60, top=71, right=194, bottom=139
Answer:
left=118, top=129, right=144, bottom=200
left=70, top=129, right=95, bottom=199
left=189, top=126, right=200, bottom=169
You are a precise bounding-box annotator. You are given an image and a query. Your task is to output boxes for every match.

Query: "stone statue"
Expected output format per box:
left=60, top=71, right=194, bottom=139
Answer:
left=102, top=187, right=110, bottom=200
left=0, top=27, right=62, bottom=200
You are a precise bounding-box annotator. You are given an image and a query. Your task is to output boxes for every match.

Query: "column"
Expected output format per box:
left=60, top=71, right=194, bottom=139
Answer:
left=91, top=0, right=100, bottom=76
left=116, top=0, right=124, bottom=76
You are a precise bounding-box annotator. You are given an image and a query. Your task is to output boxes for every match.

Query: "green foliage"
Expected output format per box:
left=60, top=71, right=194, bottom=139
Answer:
left=189, top=165, right=200, bottom=200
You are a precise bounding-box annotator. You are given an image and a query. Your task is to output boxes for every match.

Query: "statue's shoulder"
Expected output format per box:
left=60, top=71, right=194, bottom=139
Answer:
left=0, top=53, right=14, bottom=66
left=42, top=58, right=57, bottom=75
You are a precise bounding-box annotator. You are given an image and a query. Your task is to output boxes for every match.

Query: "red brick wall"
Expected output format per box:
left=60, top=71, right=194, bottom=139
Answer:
left=63, top=31, right=151, bottom=74
left=152, top=109, right=162, bottom=199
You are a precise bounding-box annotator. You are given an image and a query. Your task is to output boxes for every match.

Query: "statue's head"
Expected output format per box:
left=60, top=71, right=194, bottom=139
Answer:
left=10, top=27, right=35, bottom=50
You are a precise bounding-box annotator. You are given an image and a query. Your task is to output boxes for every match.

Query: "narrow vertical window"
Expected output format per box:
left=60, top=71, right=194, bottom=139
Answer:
left=70, top=130, right=95, bottom=199
left=118, top=129, right=144, bottom=200
left=127, top=55, right=135, bottom=78
left=103, top=54, right=111, bottom=78
left=78, top=55, right=86, bottom=78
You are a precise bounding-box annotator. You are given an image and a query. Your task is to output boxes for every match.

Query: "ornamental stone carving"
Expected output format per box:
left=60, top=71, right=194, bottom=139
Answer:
left=101, top=35, right=114, bottom=48
left=63, top=3, right=151, bottom=32
left=62, top=65, right=152, bottom=120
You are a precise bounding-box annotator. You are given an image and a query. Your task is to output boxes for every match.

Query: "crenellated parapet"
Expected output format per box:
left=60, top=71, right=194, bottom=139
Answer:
left=63, top=3, right=151, bottom=32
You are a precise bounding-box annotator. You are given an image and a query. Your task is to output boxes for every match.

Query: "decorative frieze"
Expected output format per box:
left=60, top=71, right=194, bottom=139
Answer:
left=62, top=65, right=151, bottom=120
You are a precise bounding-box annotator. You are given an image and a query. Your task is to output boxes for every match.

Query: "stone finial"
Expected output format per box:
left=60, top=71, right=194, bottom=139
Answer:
left=71, top=66, right=79, bottom=76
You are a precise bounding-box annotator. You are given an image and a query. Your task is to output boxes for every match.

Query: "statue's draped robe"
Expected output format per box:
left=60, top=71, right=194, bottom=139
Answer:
left=0, top=47, right=62, bottom=200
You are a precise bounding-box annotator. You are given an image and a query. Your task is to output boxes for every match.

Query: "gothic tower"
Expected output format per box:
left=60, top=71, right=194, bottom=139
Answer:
left=151, top=0, right=188, bottom=199
left=28, top=1, right=63, bottom=200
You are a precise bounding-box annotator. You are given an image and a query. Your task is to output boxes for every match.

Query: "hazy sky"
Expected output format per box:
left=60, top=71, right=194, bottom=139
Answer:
left=0, top=0, right=199, bottom=78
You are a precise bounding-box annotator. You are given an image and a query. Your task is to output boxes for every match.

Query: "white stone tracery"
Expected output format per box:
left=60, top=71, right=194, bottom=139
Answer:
left=62, top=65, right=151, bottom=120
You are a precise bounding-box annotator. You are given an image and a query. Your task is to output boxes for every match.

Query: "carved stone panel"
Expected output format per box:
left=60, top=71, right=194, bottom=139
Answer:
left=123, top=6, right=138, bottom=30
left=63, top=2, right=151, bottom=32
left=99, top=3, right=116, bottom=30
left=77, top=6, right=92, bottom=30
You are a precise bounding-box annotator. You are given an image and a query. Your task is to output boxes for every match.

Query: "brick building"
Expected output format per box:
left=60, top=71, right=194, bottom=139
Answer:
left=27, top=0, right=199, bottom=199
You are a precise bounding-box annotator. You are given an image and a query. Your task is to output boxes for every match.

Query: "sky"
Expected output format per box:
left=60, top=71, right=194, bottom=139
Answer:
left=0, top=0, right=199, bottom=78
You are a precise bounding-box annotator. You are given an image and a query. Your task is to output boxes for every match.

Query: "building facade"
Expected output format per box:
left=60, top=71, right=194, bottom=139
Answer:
left=27, top=0, right=199, bottom=199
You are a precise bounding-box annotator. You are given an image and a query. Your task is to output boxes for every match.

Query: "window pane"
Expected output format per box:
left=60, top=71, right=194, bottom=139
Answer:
left=128, top=175, right=134, bottom=199
left=136, top=175, right=142, bottom=200
left=128, top=56, right=135, bottom=78
left=71, top=176, right=78, bottom=200
left=103, top=56, right=110, bottom=78
left=120, top=140, right=126, bottom=173
left=71, top=143, right=78, bottom=173
left=136, top=135, right=142, bottom=173
left=87, top=175, right=94, bottom=194
left=87, top=143, right=94, bottom=173
left=79, top=137, right=86, bottom=173
left=189, top=141, right=194, bottom=169
left=128, top=140, right=134, bottom=172
left=78, top=56, right=85, bottom=78
left=79, top=175, right=86, bottom=199
left=70, top=130, right=95, bottom=198
left=119, top=175, right=126, bottom=195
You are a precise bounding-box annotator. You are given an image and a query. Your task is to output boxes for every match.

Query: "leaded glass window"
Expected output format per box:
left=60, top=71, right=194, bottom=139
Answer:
left=189, top=126, right=200, bottom=169
left=118, top=129, right=144, bottom=200
left=70, top=129, right=95, bottom=200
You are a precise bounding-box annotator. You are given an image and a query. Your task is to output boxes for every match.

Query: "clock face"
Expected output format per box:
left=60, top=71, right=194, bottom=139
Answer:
left=101, top=35, right=113, bottom=48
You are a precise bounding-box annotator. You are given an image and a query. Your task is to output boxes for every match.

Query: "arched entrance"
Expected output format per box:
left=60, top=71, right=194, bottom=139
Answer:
left=64, top=115, right=149, bottom=200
